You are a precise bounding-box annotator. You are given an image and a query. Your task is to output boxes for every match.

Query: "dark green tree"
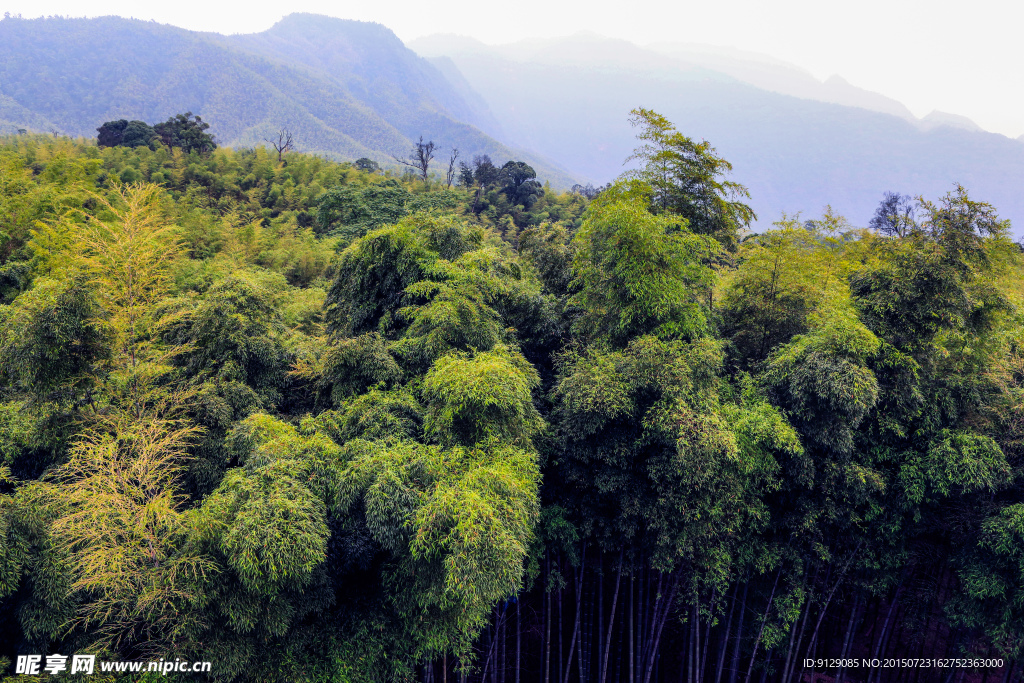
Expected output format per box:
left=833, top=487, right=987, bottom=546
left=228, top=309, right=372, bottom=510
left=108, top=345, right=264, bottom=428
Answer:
left=314, top=179, right=409, bottom=239
left=353, top=157, right=380, bottom=174
left=499, top=161, right=542, bottom=207
left=96, top=119, right=156, bottom=148
left=471, top=154, right=499, bottom=186
left=153, top=112, right=216, bottom=154
left=869, top=191, right=917, bottom=237
left=96, top=119, right=129, bottom=147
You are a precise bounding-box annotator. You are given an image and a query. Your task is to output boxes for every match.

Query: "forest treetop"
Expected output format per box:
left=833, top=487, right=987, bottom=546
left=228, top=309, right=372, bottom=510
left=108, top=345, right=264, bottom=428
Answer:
left=0, top=107, right=1021, bottom=683
left=97, top=112, right=216, bottom=155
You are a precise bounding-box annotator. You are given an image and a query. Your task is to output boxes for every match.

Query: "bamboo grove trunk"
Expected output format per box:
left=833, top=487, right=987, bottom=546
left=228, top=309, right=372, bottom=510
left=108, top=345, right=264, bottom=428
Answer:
left=516, top=599, right=521, bottom=683
left=700, top=593, right=713, bottom=683
left=428, top=543, right=1000, bottom=683
left=563, top=549, right=586, bottom=683
left=546, top=551, right=552, bottom=683
left=643, top=572, right=681, bottom=683
left=559, top=582, right=565, bottom=683
left=598, top=559, right=604, bottom=683
left=716, top=584, right=739, bottom=683
left=782, top=563, right=815, bottom=683
left=744, top=570, right=781, bottom=683
left=601, top=553, right=624, bottom=683
left=836, top=593, right=862, bottom=683
left=630, top=572, right=636, bottom=683
left=729, top=582, right=749, bottom=683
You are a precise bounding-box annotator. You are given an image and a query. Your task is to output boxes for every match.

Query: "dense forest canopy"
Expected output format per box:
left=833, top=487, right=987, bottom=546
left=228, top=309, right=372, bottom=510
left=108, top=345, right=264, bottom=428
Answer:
left=0, top=109, right=1022, bottom=683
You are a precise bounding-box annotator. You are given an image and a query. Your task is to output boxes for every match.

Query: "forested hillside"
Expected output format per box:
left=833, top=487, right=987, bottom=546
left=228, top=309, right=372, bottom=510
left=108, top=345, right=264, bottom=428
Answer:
left=0, top=14, right=576, bottom=188
left=0, top=109, right=1022, bottom=683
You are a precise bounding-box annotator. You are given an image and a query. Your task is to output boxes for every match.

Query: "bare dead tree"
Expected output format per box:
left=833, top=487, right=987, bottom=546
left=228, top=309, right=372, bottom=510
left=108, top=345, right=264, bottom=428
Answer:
left=265, top=128, right=294, bottom=163
left=571, top=183, right=603, bottom=200
left=868, top=191, right=917, bottom=237
left=393, top=136, right=436, bottom=183
left=445, top=148, right=460, bottom=188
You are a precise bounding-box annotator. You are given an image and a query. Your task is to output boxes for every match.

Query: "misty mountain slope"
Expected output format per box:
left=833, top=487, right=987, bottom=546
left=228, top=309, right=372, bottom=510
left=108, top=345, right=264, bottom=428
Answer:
left=0, top=15, right=577, bottom=187
left=920, top=110, right=984, bottom=133
left=0, top=94, right=57, bottom=135
left=424, top=55, right=508, bottom=141
left=412, top=34, right=1024, bottom=230
left=647, top=43, right=920, bottom=122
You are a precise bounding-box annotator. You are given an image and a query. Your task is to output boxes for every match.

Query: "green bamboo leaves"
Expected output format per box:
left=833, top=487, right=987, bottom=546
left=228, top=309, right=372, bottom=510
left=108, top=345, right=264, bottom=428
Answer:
left=423, top=346, right=543, bottom=448
left=570, top=193, right=717, bottom=346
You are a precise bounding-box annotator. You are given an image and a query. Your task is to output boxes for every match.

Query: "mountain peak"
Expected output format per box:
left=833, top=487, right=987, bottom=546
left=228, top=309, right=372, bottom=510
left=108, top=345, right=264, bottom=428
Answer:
left=258, top=13, right=401, bottom=46
left=920, top=110, right=983, bottom=133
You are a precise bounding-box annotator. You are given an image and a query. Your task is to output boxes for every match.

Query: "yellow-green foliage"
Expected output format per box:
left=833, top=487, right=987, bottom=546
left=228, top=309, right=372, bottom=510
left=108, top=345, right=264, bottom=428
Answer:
left=570, top=188, right=718, bottom=345
left=719, top=209, right=879, bottom=366
left=29, top=416, right=211, bottom=654
left=423, top=346, right=544, bottom=448
left=0, top=133, right=563, bottom=679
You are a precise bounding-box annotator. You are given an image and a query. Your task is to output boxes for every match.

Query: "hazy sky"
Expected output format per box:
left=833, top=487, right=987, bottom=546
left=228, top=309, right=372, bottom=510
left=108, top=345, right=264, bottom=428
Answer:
left=7, top=0, right=1023, bottom=139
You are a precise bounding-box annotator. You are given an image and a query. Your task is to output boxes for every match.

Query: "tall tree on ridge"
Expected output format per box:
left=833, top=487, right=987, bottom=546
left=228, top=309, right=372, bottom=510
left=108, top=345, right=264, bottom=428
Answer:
left=624, top=107, right=755, bottom=250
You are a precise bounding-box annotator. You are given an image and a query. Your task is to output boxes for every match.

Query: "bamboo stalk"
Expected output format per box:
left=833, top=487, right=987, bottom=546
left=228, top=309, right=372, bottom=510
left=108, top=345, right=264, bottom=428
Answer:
left=601, top=551, right=625, bottom=683
left=744, top=569, right=781, bottom=683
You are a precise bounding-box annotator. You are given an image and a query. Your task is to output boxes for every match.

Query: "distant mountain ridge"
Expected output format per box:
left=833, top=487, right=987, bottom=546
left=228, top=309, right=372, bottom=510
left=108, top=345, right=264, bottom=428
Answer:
left=0, top=14, right=578, bottom=187
left=411, top=33, right=1024, bottom=232
left=919, top=110, right=984, bottom=133
left=646, top=43, right=923, bottom=124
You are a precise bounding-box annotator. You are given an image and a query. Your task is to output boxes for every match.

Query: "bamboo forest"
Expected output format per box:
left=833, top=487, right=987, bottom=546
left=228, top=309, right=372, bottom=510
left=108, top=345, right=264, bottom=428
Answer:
left=0, top=108, right=1022, bottom=683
